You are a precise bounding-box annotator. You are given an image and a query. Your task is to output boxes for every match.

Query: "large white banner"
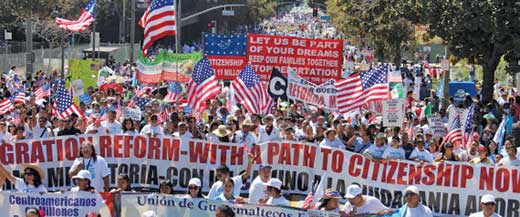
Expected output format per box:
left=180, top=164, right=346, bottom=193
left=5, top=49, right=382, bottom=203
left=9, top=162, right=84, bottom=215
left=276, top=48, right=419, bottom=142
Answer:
left=1, top=135, right=519, bottom=216
left=121, top=193, right=337, bottom=217
left=0, top=192, right=110, bottom=217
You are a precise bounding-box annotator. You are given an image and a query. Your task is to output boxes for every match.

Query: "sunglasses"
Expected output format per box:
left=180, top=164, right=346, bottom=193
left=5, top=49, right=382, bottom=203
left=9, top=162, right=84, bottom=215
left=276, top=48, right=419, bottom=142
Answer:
left=188, top=186, right=199, bottom=190
left=483, top=202, right=496, bottom=206
left=446, top=146, right=454, bottom=148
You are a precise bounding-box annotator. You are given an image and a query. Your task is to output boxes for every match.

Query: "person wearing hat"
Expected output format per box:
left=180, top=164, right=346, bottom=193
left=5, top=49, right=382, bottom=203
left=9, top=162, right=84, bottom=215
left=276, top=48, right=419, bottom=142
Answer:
left=347, top=129, right=372, bottom=154
left=173, top=121, right=193, bottom=140
left=140, top=114, right=164, bottom=137
left=409, top=139, right=433, bottom=163
left=257, top=114, right=281, bottom=144
left=343, top=184, right=391, bottom=215
left=25, top=207, right=42, bottom=217
left=70, top=170, right=95, bottom=192
left=213, top=125, right=232, bottom=143
left=363, top=132, right=388, bottom=162
left=0, top=163, right=47, bottom=193
left=382, top=135, right=406, bottom=162
left=235, top=119, right=257, bottom=149
left=69, top=141, right=111, bottom=192
left=183, top=178, right=203, bottom=198
left=317, top=188, right=343, bottom=213
left=208, top=153, right=255, bottom=200
left=397, top=186, right=432, bottom=217
left=319, top=128, right=346, bottom=149
left=470, top=144, right=493, bottom=164
left=264, top=178, right=289, bottom=206
left=248, top=164, right=272, bottom=204
left=469, top=194, right=502, bottom=217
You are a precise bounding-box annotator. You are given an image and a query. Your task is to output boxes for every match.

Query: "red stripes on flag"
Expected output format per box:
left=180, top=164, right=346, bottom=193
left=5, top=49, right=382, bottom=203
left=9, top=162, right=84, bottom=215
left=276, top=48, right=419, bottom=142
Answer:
left=443, top=128, right=464, bottom=146
left=336, top=74, right=388, bottom=114
left=139, top=0, right=176, bottom=56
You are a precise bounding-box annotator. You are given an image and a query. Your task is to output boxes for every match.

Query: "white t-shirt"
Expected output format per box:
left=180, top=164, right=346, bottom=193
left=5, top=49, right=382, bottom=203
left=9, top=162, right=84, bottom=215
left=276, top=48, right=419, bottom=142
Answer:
left=32, top=125, right=51, bottom=139
left=70, top=156, right=111, bottom=192
left=498, top=157, right=520, bottom=167
left=85, top=124, right=109, bottom=136
left=319, top=139, right=346, bottom=149
left=248, top=176, right=269, bottom=204
left=344, top=196, right=388, bottom=214
left=102, top=121, right=122, bottom=134
left=364, top=144, right=387, bottom=159
left=403, top=205, right=433, bottom=217
left=140, top=124, right=164, bottom=136
left=469, top=211, right=501, bottom=217
left=207, top=175, right=243, bottom=200
left=409, top=148, right=432, bottom=162
left=266, top=196, right=290, bottom=206
left=382, top=146, right=406, bottom=160
left=14, top=177, right=47, bottom=193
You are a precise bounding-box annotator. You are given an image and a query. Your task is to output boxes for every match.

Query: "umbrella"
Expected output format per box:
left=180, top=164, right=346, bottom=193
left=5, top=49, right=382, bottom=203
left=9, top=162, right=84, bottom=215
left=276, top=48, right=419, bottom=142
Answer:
left=100, top=83, right=123, bottom=93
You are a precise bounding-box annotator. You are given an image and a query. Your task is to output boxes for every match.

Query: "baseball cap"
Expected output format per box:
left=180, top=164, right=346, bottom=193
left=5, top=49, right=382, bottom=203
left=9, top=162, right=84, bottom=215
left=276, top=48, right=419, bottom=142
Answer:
left=404, top=185, right=419, bottom=195
left=345, top=184, right=362, bottom=199
left=259, top=164, right=272, bottom=170
left=264, top=178, right=282, bottom=191
left=481, top=194, right=496, bottom=204
left=72, top=170, right=92, bottom=181
left=188, top=178, right=201, bottom=187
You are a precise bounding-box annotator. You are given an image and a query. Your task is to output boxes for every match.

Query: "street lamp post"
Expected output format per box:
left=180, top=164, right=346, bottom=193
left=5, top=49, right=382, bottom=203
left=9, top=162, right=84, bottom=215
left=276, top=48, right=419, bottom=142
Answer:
left=130, top=0, right=136, bottom=62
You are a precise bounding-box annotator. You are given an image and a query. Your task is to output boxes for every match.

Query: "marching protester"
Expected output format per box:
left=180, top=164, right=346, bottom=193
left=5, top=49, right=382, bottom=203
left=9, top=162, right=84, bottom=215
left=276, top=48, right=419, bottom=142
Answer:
left=215, top=205, right=236, bottom=217
left=363, top=132, right=388, bottom=162
left=320, top=128, right=346, bottom=149
left=257, top=114, right=281, bottom=143
left=469, top=145, right=493, bottom=164
left=183, top=178, right=204, bottom=198
left=469, top=194, right=502, bottom=217
left=317, top=189, right=343, bottom=213
left=69, top=141, right=111, bottom=192
left=263, top=178, right=289, bottom=206
left=497, top=146, right=520, bottom=166
left=382, top=136, right=406, bottom=162
left=110, top=174, right=133, bottom=193
left=434, top=142, right=461, bottom=162
left=0, top=164, right=47, bottom=193
left=159, top=180, right=174, bottom=194
left=32, top=115, right=53, bottom=139
left=70, top=170, right=95, bottom=192
left=248, top=164, right=272, bottom=204
left=343, top=184, right=392, bottom=215
left=207, top=153, right=255, bottom=199
left=396, top=186, right=433, bottom=217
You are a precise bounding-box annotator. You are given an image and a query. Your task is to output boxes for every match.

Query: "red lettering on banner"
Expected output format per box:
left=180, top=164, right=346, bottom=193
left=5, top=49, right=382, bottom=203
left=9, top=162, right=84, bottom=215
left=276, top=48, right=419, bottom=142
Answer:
left=123, top=136, right=134, bottom=158
left=331, top=150, right=343, bottom=173
left=162, top=139, right=179, bottom=161
left=148, top=137, right=160, bottom=160
left=381, top=163, right=387, bottom=183
left=219, top=145, right=230, bottom=165
left=189, top=141, right=209, bottom=163
left=452, top=164, right=460, bottom=187
left=99, top=136, right=111, bottom=157
left=42, top=140, right=54, bottom=162
left=422, top=164, right=435, bottom=185
left=302, top=144, right=316, bottom=168
left=230, top=146, right=243, bottom=165
left=279, top=143, right=291, bottom=165
left=210, top=143, right=217, bottom=164
left=348, top=154, right=362, bottom=177
left=267, top=143, right=280, bottom=165
left=250, top=145, right=262, bottom=164
left=371, top=160, right=381, bottom=181
left=361, top=158, right=370, bottom=179
left=512, top=169, right=520, bottom=193
left=496, top=167, right=510, bottom=192
left=113, top=135, right=123, bottom=158
left=396, top=161, right=407, bottom=185
left=64, top=138, right=78, bottom=160
left=291, top=143, right=302, bottom=166
left=408, top=165, right=422, bottom=185
left=386, top=161, right=398, bottom=184
left=460, top=165, right=473, bottom=188
left=56, top=138, right=63, bottom=161
left=436, top=163, right=451, bottom=187
left=134, top=136, right=146, bottom=158
left=480, top=167, right=493, bottom=191
left=15, top=142, right=29, bottom=164
left=1, top=143, right=13, bottom=164
left=320, top=148, right=332, bottom=170
left=30, top=141, right=45, bottom=163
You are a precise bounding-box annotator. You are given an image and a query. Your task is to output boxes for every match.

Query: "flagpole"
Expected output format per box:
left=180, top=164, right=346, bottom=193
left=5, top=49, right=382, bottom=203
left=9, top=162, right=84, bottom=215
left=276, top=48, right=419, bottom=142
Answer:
left=92, top=20, right=96, bottom=60
left=175, top=0, right=182, bottom=83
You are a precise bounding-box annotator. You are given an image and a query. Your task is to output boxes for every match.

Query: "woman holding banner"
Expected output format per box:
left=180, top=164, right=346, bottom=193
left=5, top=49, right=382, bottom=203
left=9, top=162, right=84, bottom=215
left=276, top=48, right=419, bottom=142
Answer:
left=317, top=189, right=343, bottom=213
left=70, top=170, right=95, bottom=192
left=0, top=163, right=47, bottom=193
left=183, top=178, right=203, bottom=198
left=216, top=178, right=239, bottom=203
left=264, top=178, right=289, bottom=206
left=69, top=141, right=111, bottom=192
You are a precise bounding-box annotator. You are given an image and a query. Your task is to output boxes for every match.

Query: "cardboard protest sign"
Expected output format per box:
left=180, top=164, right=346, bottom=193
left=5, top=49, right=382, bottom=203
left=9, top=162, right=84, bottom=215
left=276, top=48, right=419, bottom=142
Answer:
left=427, top=114, right=447, bottom=138
left=382, top=99, right=404, bottom=127
left=247, top=34, right=343, bottom=85
left=121, top=107, right=142, bottom=121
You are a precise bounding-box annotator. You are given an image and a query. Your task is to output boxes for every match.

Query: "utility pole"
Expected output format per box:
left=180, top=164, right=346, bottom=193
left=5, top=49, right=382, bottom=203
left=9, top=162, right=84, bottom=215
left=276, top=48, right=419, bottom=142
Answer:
left=61, top=31, right=65, bottom=78
left=441, top=46, right=450, bottom=110
left=25, top=13, right=34, bottom=79
left=130, top=0, right=136, bottom=62
left=92, top=21, right=96, bottom=60
left=120, top=0, right=126, bottom=43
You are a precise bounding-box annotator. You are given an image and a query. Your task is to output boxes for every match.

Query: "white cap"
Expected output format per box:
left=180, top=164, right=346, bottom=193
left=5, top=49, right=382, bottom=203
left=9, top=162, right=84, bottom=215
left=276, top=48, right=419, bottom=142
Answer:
left=142, top=210, right=158, bottom=217
left=72, top=170, right=92, bottom=181
left=264, top=178, right=282, bottom=191
left=188, top=178, right=201, bottom=187
left=404, top=185, right=419, bottom=195
left=345, top=184, right=362, bottom=199
left=481, top=194, right=496, bottom=204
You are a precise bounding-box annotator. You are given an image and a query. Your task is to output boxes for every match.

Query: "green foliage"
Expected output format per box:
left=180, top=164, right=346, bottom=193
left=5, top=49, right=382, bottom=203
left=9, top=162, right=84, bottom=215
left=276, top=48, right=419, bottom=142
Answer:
left=246, top=0, right=276, bottom=24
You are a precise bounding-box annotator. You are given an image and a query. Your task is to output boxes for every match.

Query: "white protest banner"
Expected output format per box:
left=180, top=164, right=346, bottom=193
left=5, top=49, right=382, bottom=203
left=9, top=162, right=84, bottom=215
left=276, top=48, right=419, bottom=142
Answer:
left=0, top=192, right=110, bottom=217
left=382, top=99, right=404, bottom=127
left=121, top=107, right=142, bottom=121
left=427, top=114, right=446, bottom=138
left=288, top=73, right=337, bottom=111
left=1, top=136, right=520, bottom=216
left=121, top=194, right=337, bottom=217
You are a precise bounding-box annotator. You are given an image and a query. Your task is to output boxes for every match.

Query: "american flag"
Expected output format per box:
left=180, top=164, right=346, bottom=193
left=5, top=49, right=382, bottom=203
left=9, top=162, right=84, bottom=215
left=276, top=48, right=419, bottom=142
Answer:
left=336, top=65, right=389, bottom=114
left=139, top=0, right=176, bottom=56
left=158, top=106, right=170, bottom=122
left=130, top=97, right=151, bottom=111
left=463, top=103, right=475, bottom=148
left=301, top=192, right=314, bottom=209
left=55, top=80, right=86, bottom=120
left=35, top=83, right=51, bottom=101
left=164, top=82, right=182, bottom=102
left=12, top=92, right=26, bottom=104
left=443, top=117, right=464, bottom=146
left=0, top=91, right=26, bottom=114
left=231, top=64, right=273, bottom=115
left=187, top=57, right=221, bottom=117
left=55, top=0, right=96, bottom=33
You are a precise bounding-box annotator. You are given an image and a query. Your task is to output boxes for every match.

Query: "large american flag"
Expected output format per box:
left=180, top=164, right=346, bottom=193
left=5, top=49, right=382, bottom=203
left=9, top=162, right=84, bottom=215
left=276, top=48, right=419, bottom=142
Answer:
left=164, top=82, right=182, bottom=102
left=55, top=80, right=86, bottom=120
left=55, top=0, right=96, bottom=33
left=187, top=57, right=220, bottom=117
left=139, top=0, right=176, bottom=56
left=336, top=65, right=389, bottom=114
left=443, top=117, right=464, bottom=146
left=35, top=83, right=51, bottom=101
left=463, top=103, right=475, bottom=148
left=231, top=64, right=273, bottom=115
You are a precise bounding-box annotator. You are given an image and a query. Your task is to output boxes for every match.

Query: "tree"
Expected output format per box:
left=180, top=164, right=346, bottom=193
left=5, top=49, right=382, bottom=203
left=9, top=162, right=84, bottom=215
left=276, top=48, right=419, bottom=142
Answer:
left=245, top=0, right=276, bottom=25
left=326, top=0, right=416, bottom=66
left=416, top=0, right=520, bottom=102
